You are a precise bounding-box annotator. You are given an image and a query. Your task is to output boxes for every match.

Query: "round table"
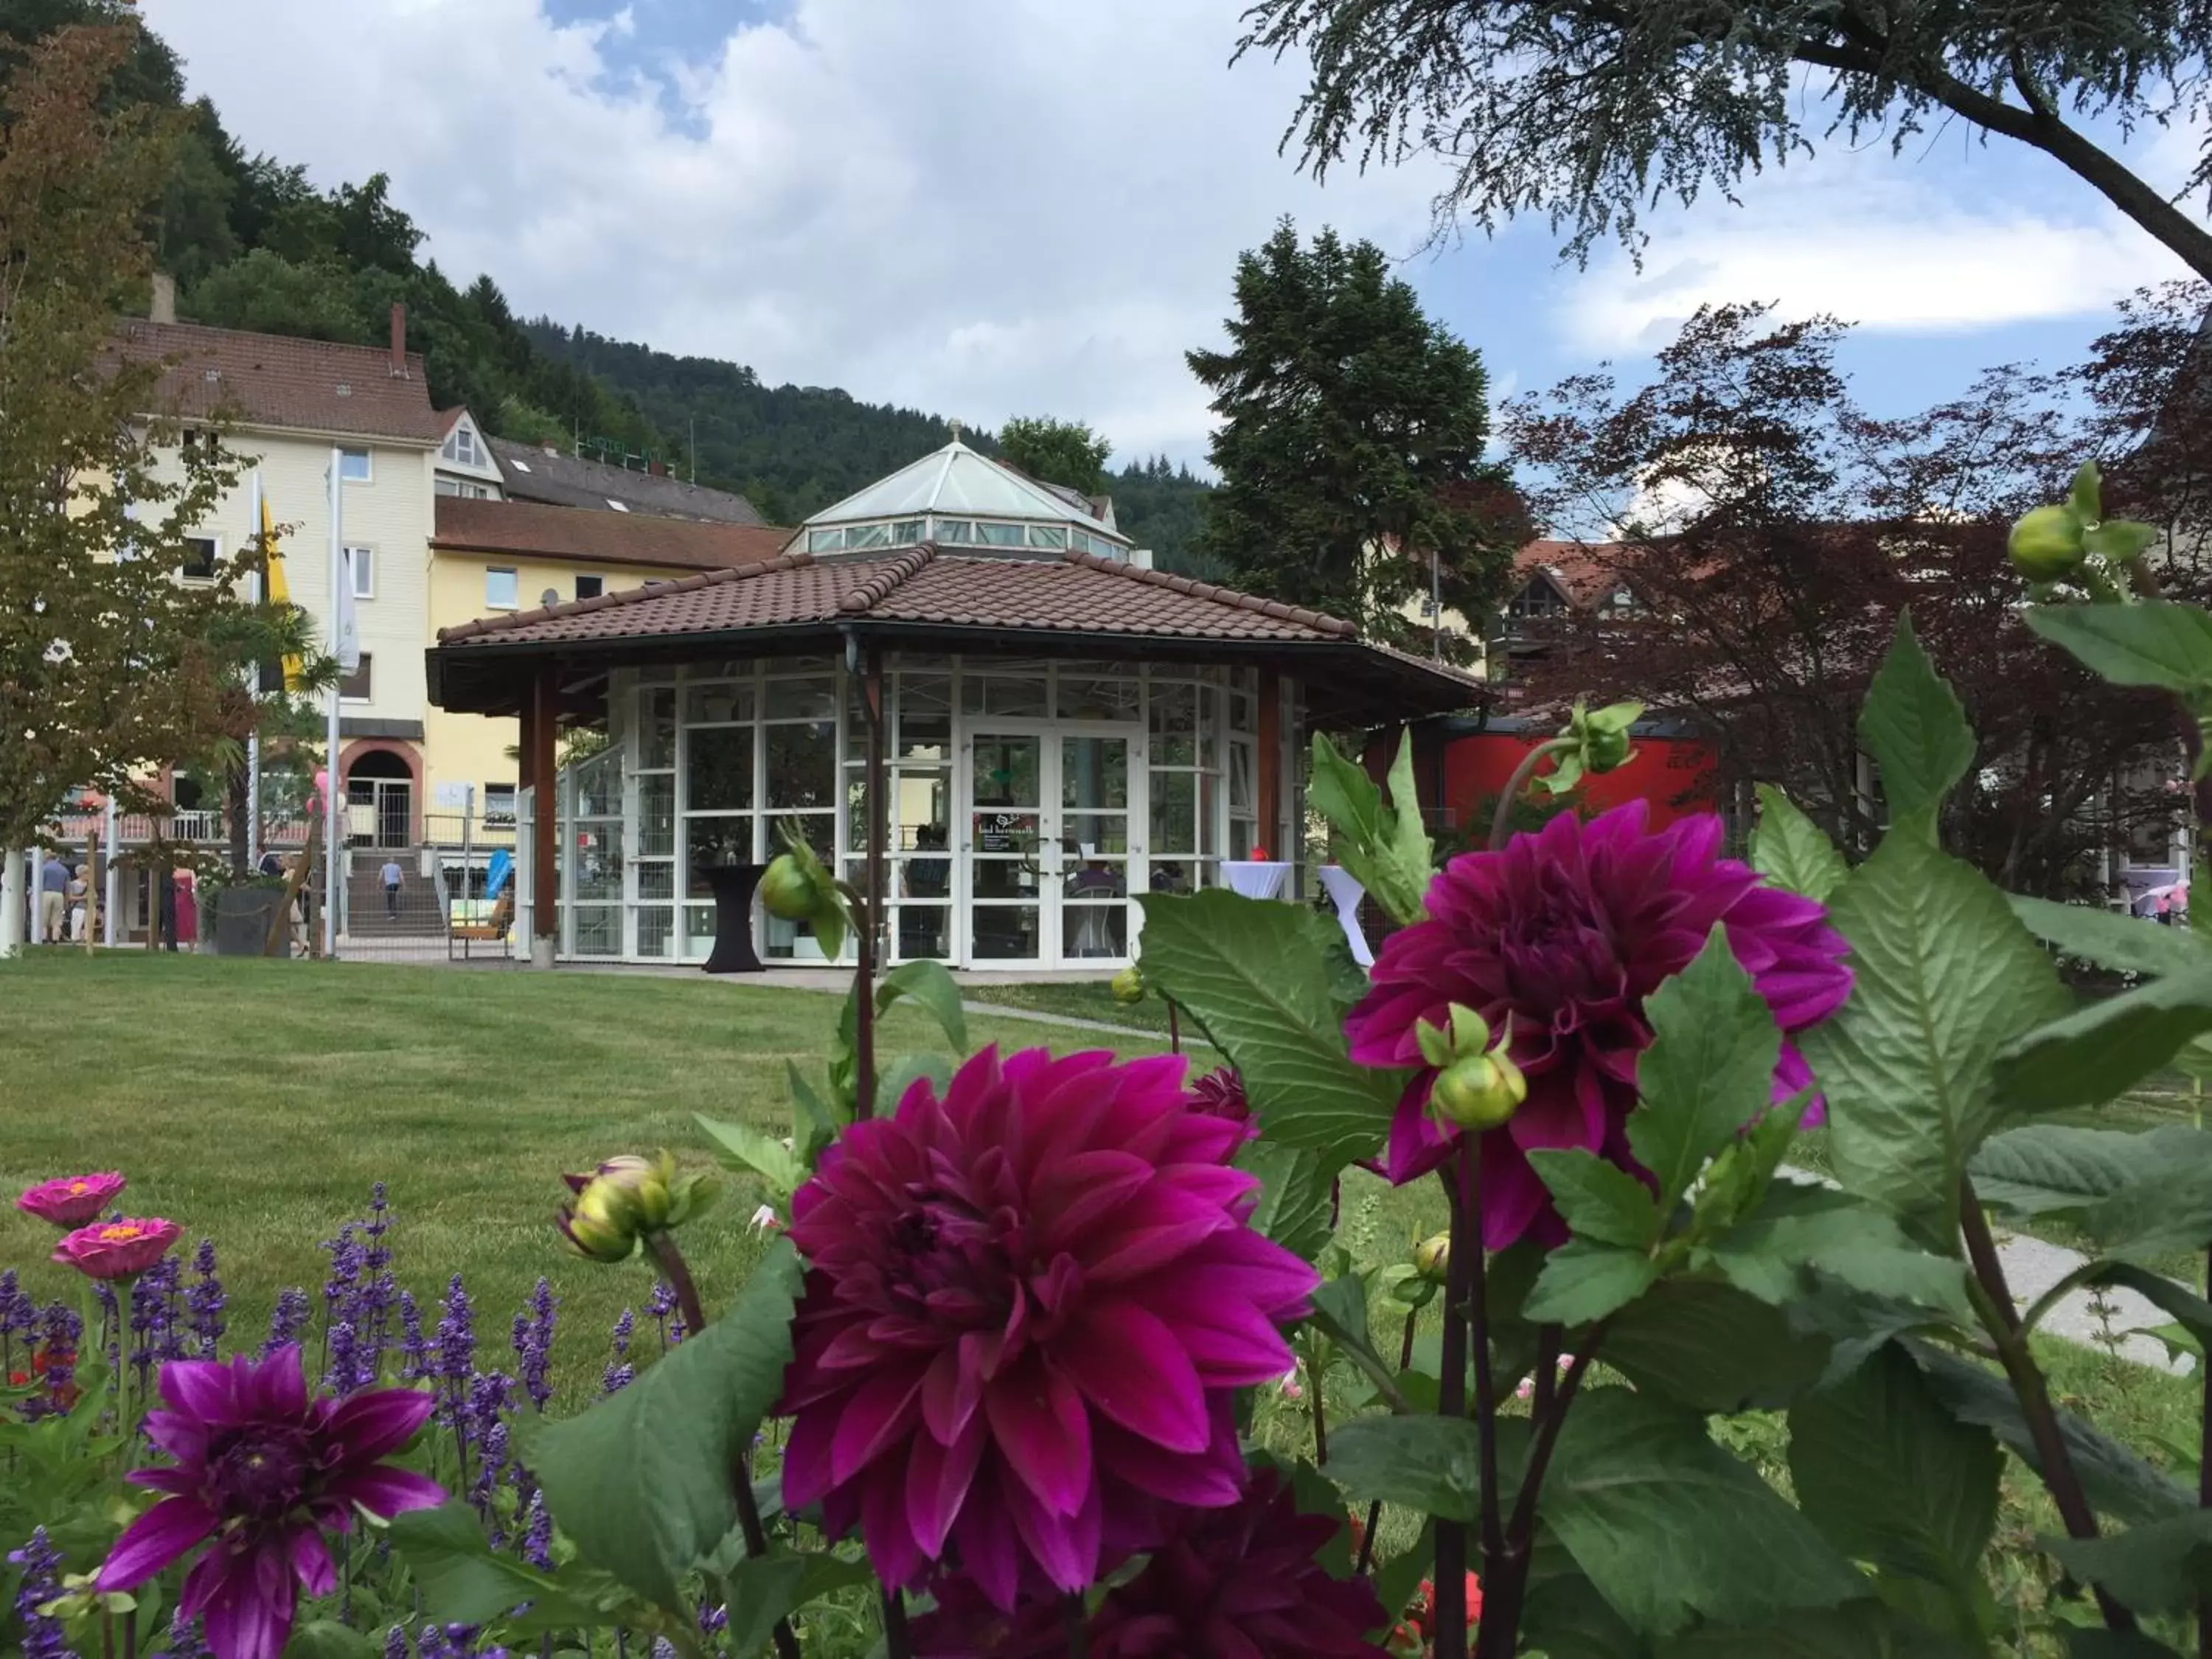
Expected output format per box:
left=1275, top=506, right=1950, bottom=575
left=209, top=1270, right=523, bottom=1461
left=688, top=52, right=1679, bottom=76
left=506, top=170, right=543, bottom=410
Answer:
left=699, top=863, right=767, bottom=974
left=1221, top=860, right=1293, bottom=901
left=1318, top=865, right=1374, bottom=967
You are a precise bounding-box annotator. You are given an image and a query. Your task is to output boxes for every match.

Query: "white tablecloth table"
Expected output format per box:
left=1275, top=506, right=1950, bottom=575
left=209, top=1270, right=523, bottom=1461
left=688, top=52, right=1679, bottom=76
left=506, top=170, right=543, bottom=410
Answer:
left=1318, top=864, right=1374, bottom=967
left=1221, top=860, right=1292, bottom=901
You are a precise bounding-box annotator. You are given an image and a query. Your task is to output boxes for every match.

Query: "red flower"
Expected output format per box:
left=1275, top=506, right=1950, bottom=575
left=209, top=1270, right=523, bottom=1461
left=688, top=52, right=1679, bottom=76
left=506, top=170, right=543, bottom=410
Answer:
left=52, top=1217, right=183, bottom=1281
left=1346, top=804, right=1851, bottom=1248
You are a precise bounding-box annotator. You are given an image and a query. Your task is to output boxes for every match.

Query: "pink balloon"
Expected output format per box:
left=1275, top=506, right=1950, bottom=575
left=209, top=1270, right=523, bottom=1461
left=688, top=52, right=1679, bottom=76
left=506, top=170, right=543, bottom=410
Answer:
left=313, top=768, right=330, bottom=799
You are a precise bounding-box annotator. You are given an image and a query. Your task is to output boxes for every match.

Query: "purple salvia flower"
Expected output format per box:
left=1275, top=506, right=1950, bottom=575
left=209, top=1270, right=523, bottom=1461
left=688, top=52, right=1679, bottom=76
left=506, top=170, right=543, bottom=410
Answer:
left=9, top=1526, right=74, bottom=1659
left=521, top=1492, right=552, bottom=1570
left=611, top=1307, right=633, bottom=1360
left=512, top=1278, right=556, bottom=1413
left=415, top=1627, right=447, bottom=1659
left=326, top=1318, right=365, bottom=1397
left=383, top=1629, right=410, bottom=1659
left=435, top=1276, right=476, bottom=1404
left=698, top=1603, right=728, bottom=1637
left=185, top=1241, right=225, bottom=1360
left=397, top=1290, right=430, bottom=1381
left=264, top=1287, right=310, bottom=1357
left=646, top=1281, right=676, bottom=1350
left=27, top=1304, right=82, bottom=1422
left=158, top=1607, right=207, bottom=1659
left=601, top=1361, right=634, bottom=1395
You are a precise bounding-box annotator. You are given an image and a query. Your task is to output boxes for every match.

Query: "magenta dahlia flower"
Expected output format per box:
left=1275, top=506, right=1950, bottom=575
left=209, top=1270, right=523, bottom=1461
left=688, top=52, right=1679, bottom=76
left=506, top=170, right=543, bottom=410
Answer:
left=16, top=1171, right=126, bottom=1226
left=1346, top=803, right=1851, bottom=1248
left=1186, top=1065, right=1255, bottom=1138
left=95, top=1346, right=444, bottom=1659
left=779, top=1046, right=1316, bottom=1609
left=52, top=1216, right=182, bottom=1280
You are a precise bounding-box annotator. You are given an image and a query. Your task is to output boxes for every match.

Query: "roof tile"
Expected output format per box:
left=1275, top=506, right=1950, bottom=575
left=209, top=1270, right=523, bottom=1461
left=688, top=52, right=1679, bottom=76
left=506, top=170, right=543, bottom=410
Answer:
left=114, top=321, right=445, bottom=442
left=434, top=497, right=790, bottom=573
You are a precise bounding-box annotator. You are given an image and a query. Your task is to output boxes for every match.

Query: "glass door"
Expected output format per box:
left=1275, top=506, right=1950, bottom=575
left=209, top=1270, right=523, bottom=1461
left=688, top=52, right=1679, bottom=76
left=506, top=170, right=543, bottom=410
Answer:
left=1058, top=733, right=1131, bottom=962
left=967, top=731, right=1042, bottom=961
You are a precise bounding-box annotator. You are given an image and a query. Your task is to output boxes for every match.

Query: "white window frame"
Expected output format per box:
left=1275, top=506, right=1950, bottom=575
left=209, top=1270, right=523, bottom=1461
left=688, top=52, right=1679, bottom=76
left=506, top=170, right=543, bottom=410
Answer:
left=338, top=448, right=372, bottom=483
left=179, top=533, right=219, bottom=585
left=347, top=544, right=375, bottom=600
left=452, top=426, right=478, bottom=467
left=485, top=567, right=519, bottom=611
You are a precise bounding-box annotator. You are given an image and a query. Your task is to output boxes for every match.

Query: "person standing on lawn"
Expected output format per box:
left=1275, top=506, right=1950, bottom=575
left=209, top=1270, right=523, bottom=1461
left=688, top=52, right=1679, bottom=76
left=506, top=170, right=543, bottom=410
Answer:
left=38, top=852, right=70, bottom=943
left=380, top=855, right=403, bottom=919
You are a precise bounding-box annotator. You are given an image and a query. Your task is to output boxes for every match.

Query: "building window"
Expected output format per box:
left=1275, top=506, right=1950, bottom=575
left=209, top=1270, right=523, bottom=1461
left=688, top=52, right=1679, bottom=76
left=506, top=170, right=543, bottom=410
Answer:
left=576, top=574, right=604, bottom=600
left=465, top=481, right=495, bottom=499
left=339, top=448, right=372, bottom=482
left=486, top=568, right=518, bottom=610
left=339, top=653, right=372, bottom=701
left=450, top=427, right=478, bottom=466
left=179, top=535, right=218, bottom=582
left=483, top=783, right=517, bottom=825
left=606, top=499, right=630, bottom=512
left=347, top=546, right=374, bottom=599
left=435, top=476, right=459, bottom=497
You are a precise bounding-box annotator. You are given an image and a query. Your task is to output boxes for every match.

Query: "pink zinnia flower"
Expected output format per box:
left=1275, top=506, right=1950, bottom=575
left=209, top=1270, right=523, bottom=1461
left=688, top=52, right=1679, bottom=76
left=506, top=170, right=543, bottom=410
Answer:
left=17, top=1171, right=126, bottom=1226
left=96, top=1346, right=444, bottom=1659
left=52, top=1216, right=183, bottom=1280
left=1346, top=803, right=1851, bottom=1248
left=779, top=1046, right=1316, bottom=1609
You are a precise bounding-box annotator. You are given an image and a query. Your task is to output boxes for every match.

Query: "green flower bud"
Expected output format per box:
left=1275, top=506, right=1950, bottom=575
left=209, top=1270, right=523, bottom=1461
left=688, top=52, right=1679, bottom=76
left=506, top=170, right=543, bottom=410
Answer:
left=1412, top=1231, right=1451, bottom=1284
left=1430, top=1048, right=1528, bottom=1131
left=1111, top=965, right=1147, bottom=1005
left=759, top=853, right=821, bottom=922
left=555, top=1151, right=716, bottom=1263
left=1414, top=1003, right=1492, bottom=1071
left=2008, top=504, right=2087, bottom=580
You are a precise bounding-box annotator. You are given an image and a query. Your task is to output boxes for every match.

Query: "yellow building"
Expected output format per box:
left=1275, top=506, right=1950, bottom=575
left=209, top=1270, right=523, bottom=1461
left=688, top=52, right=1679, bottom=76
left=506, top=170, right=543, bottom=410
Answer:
left=423, top=497, right=788, bottom=823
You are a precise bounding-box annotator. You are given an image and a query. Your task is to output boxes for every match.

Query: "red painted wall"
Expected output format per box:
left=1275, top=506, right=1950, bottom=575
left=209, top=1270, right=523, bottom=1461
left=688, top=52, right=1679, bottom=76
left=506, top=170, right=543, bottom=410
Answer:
left=1442, top=733, right=1720, bottom=829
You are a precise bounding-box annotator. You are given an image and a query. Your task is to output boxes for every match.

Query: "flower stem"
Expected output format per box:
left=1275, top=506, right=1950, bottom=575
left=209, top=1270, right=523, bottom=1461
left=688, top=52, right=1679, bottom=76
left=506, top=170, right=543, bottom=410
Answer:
left=1482, top=1338, right=1604, bottom=1650
left=881, top=1585, right=914, bottom=1659
left=1464, top=1139, right=1505, bottom=1658
left=835, top=879, right=879, bottom=1119
left=1433, top=1156, right=1475, bottom=1659
left=645, top=1234, right=803, bottom=1659
left=2199, top=1242, right=2211, bottom=1659
left=1064, top=1593, right=1088, bottom=1659
left=1307, top=1348, right=1329, bottom=1465
left=1959, top=1178, right=2136, bottom=1632
left=1487, top=740, right=1573, bottom=852
left=1357, top=1309, right=1421, bottom=1577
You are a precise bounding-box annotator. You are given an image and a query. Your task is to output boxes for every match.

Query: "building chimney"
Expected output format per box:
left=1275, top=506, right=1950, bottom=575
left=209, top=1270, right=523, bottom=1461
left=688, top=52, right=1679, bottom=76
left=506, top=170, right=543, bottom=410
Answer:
left=389, top=303, right=407, bottom=378
left=150, top=272, right=175, bottom=324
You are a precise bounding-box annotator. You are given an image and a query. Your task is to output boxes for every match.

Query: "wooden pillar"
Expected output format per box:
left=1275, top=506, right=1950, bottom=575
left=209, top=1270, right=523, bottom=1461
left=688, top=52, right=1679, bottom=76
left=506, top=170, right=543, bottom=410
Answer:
left=526, top=667, right=558, bottom=956
left=1258, top=665, right=1282, bottom=855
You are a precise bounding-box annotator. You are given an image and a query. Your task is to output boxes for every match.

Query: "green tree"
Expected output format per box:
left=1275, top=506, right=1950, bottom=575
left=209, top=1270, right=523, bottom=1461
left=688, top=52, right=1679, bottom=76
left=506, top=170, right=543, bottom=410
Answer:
left=0, top=23, right=248, bottom=940
left=187, top=247, right=364, bottom=341
left=997, top=415, right=1112, bottom=495
left=1186, top=218, right=1513, bottom=636
left=1241, top=0, right=2212, bottom=281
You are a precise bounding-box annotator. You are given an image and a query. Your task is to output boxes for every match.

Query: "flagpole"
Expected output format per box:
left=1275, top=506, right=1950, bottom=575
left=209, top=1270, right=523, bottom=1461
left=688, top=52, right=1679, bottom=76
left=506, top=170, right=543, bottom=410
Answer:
left=247, top=469, right=263, bottom=871
left=102, top=793, right=118, bottom=946
left=325, top=450, right=344, bottom=959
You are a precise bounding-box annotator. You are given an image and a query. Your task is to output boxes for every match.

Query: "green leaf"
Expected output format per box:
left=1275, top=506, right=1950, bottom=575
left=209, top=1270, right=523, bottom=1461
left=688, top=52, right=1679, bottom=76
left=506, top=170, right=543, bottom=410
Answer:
left=1307, top=1273, right=1373, bottom=1365
left=695, top=1113, right=807, bottom=1198
left=1751, top=785, right=1850, bottom=903
left=719, top=1551, right=876, bottom=1655
left=1528, top=1149, right=1664, bottom=1248
left=2070, top=459, right=2104, bottom=522
left=1787, top=1344, right=1997, bottom=1630
left=1135, top=888, right=1402, bottom=1164
left=2008, top=894, right=2212, bottom=978
left=1541, top=1388, right=1866, bottom=1638
left=1520, top=1576, right=1654, bottom=1659
left=2087, top=1162, right=2212, bottom=1264
left=2085, top=520, right=2161, bottom=563
left=386, top=1504, right=615, bottom=1630
left=787, top=1060, right=838, bottom=1158
left=2067, top=1633, right=2187, bottom=1659
left=874, top=959, right=968, bottom=1055
left=527, top=1241, right=805, bottom=1610
left=1799, top=831, right=2069, bottom=1249
left=1524, top=1240, right=1660, bottom=1324
left=1969, top=1124, right=2212, bottom=1222
left=1997, top=969, right=2212, bottom=1113
left=2026, top=601, right=2212, bottom=692
left=1908, top=1341, right=2193, bottom=1526
left=877, top=1053, right=952, bottom=1117
left=2045, top=1511, right=2212, bottom=1616
left=1658, top=1604, right=1975, bottom=1658
left=1601, top=1280, right=1830, bottom=1413
left=1857, top=611, right=1975, bottom=827
left=283, top=1624, right=378, bottom=1659
left=1322, top=1415, right=1490, bottom=1523
left=1627, top=928, right=1782, bottom=1209
left=1307, top=730, right=1430, bottom=926
left=1382, top=728, right=1435, bottom=917
left=1240, top=1140, right=1339, bottom=1263
left=1700, top=1182, right=1972, bottom=1322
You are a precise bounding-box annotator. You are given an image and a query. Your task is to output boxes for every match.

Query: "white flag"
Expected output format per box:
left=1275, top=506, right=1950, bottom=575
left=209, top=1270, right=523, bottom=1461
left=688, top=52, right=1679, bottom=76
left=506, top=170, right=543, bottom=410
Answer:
left=335, top=546, right=361, bottom=673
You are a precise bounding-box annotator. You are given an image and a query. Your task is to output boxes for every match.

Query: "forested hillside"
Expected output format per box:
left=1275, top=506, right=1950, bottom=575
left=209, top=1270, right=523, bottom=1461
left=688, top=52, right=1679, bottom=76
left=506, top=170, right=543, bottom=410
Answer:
left=4, top=0, right=1214, bottom=562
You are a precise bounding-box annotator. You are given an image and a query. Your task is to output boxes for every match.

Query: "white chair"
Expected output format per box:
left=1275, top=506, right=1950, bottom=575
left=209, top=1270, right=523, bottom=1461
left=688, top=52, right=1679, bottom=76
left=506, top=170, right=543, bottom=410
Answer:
left=1318, top=865, right=1374, bottom=967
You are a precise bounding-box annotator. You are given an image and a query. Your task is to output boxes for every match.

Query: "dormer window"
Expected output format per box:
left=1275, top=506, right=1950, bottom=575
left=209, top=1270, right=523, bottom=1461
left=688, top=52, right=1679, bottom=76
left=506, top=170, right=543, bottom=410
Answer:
left=442, top=424, right=479, bottom=467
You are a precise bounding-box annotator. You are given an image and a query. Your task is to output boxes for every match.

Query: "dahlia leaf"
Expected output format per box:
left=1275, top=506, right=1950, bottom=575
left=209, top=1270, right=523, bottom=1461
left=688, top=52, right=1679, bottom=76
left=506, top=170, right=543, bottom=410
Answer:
left=1135, top=888, right=1402, bottom=1164
left=1627, top=928, right=1780, bottom=1211
left=1382, top=726, right=1436, bottom=917
left=1540, top=1387, right=1866, bottom=1638
left=1322, top=1414, right=1495, bottom=1522
left=1517, top=1574, right=1651, bottom=1659
left=1523, top=1240, right=1658, bottom=1325
left=2081, top=1163, right=2212, bottom=1265
left=387, top=1503, right=616, bottom=1630
left=1240, top=1140, right=1339, bottom=1262
left=2008, top=894, right=2212, bottom=979
left=873, top=959, right=969, bottom=1058
left=1969, top=1124, right=2212, bottom=1225
left=2025, top=600, right=2212, bottom=694
left=1787, top=1342, right=1999, bottom=1627
left=526, top=1239, right=806, bottom=1612
left=1799, top=832, right=2069, bottom=1252
left=2044, top=1510, right=2212, bottom=1616
left=1700, top=1182, right=1972, bottom=1323
left=1909, top=1340, right=2193, bottom=1526
left=285, top=1623, right=378, bottom=1659
left=1750, top=785, right=1848, bottom=904
left=1601, top=1280, right=1829, bottom=1413
left=1308, top=730, right=1429, bottom=926
left=719, top=1549, right=875, bottom=1655
left=695, top=1113, right=807, bottom=1200
left=1996, top=967, right=2212, bottom=1113
left=1857, top=610, right=1975, bottom=829
left=1527, top=1149, right=1662, bottom=1248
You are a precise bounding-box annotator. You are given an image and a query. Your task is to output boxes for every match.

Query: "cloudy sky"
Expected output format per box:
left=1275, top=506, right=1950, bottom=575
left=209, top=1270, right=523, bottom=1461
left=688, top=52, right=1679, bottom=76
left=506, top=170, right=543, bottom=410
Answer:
left=143, top=0, right=2204, bottom=470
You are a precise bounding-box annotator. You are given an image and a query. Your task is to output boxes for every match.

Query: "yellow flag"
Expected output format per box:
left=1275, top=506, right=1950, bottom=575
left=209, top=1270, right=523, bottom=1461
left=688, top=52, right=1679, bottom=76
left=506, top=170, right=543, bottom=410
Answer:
left=260, top=495, right=305, bottom=692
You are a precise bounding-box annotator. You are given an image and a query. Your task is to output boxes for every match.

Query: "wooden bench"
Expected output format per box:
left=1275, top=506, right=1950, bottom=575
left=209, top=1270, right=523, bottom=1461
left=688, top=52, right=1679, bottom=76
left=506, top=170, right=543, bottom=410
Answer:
left=446, top=889, right=515, bottom=961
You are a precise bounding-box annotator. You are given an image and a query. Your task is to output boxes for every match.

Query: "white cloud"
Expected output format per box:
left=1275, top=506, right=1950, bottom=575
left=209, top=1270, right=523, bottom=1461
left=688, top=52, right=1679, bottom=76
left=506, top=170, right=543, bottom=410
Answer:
left=1560, top=145, right=2199, bottom=355
left=140, top=0, right=1445, bottom=463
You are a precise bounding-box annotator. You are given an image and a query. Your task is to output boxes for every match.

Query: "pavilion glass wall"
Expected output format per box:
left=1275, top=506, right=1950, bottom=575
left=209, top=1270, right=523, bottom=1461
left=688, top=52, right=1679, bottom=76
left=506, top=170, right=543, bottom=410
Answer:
left=553, top=654, right=1287, bottom=967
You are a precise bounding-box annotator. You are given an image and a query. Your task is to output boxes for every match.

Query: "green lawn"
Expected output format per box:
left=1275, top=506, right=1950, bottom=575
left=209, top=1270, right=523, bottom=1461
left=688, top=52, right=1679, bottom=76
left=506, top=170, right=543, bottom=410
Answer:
left=0, top=953, right=1185, bottom=1406
left=961, top=975, right=1177, bottom=1037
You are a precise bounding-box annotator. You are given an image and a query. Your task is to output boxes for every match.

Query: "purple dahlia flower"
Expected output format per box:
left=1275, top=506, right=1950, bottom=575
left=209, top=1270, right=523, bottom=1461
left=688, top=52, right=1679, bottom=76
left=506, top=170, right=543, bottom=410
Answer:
left=779, top=1046, right=1316, bottom=1609
left=1185, top=1066, right=1255, bottom=1139
left=94, top=1345, right=445, bottom=1659
left=1347, top=803, right=1852, bottom=1248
